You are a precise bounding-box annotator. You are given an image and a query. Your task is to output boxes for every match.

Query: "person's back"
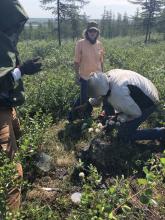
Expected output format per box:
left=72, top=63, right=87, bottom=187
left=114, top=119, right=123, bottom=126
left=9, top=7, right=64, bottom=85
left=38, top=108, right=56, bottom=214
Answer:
left=88, top=70, right=165, bottom=142
left=107, top=69, right=159, bottom=104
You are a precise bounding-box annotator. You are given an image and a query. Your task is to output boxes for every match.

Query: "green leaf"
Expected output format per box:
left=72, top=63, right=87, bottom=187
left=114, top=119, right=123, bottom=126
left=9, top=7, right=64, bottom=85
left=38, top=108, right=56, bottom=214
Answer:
left=109, top=212, right=117, bottom=220
left=160, top=158, right=165, bottom=165
left=145, top=189, right=152, bottom=196
left=140, top=195, right=150, bottom=204
left=143, top=166, right=149, bottom=174
left=20, top=144, right=28, bottom=151
left=150, top=199, right=158, bottom=207
left=109, top=187, right=116, bottom=194
left=146, top=173, right=155, bottom=182
left=137, top=178, right=147, bottom=185
left=122, top=205, right=131, bottom=213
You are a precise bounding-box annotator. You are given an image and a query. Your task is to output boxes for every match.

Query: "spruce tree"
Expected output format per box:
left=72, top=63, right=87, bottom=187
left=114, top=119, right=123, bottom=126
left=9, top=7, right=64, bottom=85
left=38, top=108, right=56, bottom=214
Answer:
left=128, top=0, right=165, bottom=42
left=40, top=0, right=88, bottom=45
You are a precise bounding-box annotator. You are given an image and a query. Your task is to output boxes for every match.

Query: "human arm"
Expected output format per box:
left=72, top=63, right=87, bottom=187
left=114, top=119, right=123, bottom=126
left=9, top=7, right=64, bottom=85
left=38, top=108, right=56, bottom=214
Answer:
left=19, top=57, right=42, bottom=75
left=116, top=97, right=142, bottom=122
left=100, top=42, right=104, bottom=72
left=101, top=62, right=104, bottom=72
left=11, top=57, right=42, bottom=81
left=110, top=86, right=142, bottom=123
left=74, top=41, right=82, bottom=83
left=74, top=62, right=80, bottom=84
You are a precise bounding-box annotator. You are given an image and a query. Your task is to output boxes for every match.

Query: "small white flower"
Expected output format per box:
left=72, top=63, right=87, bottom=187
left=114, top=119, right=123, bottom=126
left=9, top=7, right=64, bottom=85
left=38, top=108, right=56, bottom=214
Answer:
left=88, top=128, right=94, bottom=133
left=97, top=123, right=103, bottom=129
left=95, top=128, right=101, bottom=133
left=79, top=172, right=85, bottom=178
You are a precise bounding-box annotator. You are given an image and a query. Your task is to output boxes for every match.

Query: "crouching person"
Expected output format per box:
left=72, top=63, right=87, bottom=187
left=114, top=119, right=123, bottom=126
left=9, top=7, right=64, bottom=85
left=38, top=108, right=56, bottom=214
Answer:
left=0, top=0, right=42, bottom=213
left=88, top=69, right=165, bottom=142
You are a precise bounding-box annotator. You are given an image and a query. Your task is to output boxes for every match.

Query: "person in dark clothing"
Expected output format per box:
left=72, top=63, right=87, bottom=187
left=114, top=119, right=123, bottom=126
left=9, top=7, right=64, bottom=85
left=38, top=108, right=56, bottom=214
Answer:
left=0, top=0, right=42, bottom=211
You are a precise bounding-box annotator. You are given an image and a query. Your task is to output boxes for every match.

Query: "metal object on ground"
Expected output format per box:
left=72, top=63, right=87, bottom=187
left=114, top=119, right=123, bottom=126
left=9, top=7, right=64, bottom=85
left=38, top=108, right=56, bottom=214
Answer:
left=41, top=187, right=62, bottom=192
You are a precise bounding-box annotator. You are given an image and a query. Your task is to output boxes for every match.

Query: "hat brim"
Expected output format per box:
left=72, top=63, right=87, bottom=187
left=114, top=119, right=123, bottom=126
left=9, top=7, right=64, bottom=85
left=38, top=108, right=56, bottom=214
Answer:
left=87, top=27, right=99, bottom=31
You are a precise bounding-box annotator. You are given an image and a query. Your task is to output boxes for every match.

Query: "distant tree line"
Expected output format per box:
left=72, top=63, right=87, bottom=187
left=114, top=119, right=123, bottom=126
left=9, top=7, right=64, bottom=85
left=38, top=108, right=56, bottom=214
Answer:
left=20, top=0, right=165, bottom=43
left=128, top=0, right=165, bottom=43
left=20, top=15, right=88, bottom=41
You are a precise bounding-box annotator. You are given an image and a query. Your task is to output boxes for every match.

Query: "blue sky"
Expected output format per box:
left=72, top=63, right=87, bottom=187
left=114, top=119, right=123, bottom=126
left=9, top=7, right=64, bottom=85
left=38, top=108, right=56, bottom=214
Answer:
left=19, top=0, right=138, bottom=18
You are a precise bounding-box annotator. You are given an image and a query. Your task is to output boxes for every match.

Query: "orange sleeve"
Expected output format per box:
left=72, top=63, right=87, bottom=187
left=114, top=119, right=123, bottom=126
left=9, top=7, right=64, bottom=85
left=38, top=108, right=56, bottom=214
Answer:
left=74, top=41, right=81, bottom=63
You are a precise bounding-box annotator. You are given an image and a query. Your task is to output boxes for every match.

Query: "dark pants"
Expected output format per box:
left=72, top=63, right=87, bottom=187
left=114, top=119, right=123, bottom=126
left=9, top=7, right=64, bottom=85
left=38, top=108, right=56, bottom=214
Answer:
left=67, top=97, right=93, bottom=122
left=80, top=78, right=88, bottom=105
left=67, top=78, right=92, bottom=122
left=118, top=106, right=165, bottom=142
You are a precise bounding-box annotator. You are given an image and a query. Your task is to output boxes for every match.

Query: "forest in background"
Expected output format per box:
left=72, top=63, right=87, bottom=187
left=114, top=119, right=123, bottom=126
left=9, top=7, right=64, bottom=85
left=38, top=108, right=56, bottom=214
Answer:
left=21, top=0, right=165, bottom=43
left=1, top=0, right=165, bottom=219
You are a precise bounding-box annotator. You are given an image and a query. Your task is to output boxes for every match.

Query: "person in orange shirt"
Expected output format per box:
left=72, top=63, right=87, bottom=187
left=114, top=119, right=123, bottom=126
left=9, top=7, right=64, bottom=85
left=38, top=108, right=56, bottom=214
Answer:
left=68, top=22, right=104, bottom=121
left=74, top=22, right=104, bottom=105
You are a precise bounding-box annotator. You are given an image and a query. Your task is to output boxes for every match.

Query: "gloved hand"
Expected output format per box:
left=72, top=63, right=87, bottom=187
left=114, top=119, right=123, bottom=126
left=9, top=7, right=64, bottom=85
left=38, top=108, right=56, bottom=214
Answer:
left=117, top=114, right=127, bottom=123
left=19, top=57, right=42, bottom=75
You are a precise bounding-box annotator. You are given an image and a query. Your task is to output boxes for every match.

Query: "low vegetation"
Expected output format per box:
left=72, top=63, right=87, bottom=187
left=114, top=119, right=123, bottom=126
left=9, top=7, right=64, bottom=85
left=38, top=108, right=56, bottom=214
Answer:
left=0, top=36, right=165, bottom=219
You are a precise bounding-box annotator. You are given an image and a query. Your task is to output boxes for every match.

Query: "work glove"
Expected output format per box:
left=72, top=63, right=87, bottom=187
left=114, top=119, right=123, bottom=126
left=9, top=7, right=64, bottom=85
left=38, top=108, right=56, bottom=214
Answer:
left=117, top=114, right=128, bottom=123
left=19, top=57, right=42, bottom=75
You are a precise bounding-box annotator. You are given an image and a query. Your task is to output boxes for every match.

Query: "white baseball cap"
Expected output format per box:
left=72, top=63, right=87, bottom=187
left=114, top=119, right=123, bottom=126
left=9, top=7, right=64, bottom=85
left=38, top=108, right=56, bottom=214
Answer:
left=88, top=72, right=109, bottom=98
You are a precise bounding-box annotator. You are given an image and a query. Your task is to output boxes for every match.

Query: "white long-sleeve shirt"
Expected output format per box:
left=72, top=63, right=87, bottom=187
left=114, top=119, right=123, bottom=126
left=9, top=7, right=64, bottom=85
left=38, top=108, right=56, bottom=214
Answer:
left=106, top=69, right=159, bottom=121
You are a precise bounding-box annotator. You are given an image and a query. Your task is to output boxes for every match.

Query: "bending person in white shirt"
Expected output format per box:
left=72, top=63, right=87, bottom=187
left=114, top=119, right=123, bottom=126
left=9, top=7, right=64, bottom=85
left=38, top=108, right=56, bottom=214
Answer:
left=88, top=69, right=165, bottom=142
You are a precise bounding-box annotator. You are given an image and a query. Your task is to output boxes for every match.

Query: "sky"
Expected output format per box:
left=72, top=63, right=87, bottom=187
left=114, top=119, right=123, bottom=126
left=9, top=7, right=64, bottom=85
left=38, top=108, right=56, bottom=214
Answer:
left=19, top=0, right=138, bottom=19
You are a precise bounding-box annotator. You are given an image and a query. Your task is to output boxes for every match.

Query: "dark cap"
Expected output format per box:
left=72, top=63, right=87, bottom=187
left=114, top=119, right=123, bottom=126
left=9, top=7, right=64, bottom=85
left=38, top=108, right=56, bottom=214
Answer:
left=86, top=22, right=99, bottom=32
